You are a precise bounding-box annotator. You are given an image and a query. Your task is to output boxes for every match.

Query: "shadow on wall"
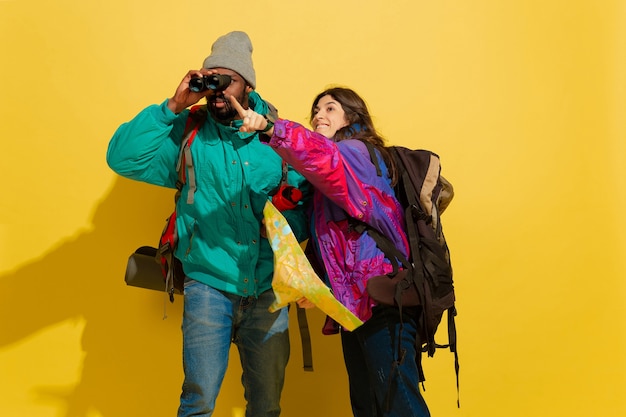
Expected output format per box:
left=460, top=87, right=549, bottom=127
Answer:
left=0, top=178, right=195, bottom=416
left=0, top=176, right=351, bottom=417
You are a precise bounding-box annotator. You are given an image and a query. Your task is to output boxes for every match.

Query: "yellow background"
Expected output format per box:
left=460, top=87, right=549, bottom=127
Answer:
left=1, top=1, right=625, bottom=416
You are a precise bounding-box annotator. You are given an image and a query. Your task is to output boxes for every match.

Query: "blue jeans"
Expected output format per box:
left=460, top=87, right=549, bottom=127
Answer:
left=178, top=280, right=290, bottom=417
left=341, top=306, right=430, bottom=417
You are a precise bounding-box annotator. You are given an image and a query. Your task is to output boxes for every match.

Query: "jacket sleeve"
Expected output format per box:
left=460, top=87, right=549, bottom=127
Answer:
left=270, top=119, right=409, bottom=260
left=269, top=119, right=388, bottom=224
left=106, top=100, right=189, bottom=189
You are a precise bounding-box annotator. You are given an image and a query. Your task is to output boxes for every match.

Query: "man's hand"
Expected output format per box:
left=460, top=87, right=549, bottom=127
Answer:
left=228, top=94, right=273, bottom=135
left=167, top=69, right=215, bottom=114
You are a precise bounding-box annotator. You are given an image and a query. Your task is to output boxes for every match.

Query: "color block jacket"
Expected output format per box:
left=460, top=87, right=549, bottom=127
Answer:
left=107, top=92, right=309, bottom=297
left=269, top=119, right=409, bottom=324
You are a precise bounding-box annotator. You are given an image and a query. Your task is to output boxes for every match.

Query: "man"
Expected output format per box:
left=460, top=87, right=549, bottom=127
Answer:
left=107, top=31, right=309, bottom=417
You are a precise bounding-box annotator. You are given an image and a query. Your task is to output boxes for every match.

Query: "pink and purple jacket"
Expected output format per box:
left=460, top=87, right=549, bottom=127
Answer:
left=269, top=119, right=409, bottom=327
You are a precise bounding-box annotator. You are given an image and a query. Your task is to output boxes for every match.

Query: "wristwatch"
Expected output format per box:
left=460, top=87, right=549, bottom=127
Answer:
left=261, top=118, right=274, bottom=133
left=261, top=113, right=276, bottom=133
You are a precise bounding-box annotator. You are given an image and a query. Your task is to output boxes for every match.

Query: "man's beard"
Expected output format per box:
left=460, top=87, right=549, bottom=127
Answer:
left=207, top=92, right=245, bottom=122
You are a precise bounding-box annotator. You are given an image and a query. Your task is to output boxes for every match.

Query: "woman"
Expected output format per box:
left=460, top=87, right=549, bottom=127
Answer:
left=231, top=87, right=430, bottom=417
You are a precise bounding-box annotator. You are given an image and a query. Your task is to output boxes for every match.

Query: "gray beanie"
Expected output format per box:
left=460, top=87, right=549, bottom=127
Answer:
left=202, top=31, right=256, bottom=89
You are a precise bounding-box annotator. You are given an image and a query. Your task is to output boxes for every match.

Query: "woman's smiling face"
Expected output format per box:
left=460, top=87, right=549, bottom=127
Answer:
left=311, top=94, right=349, bottom=139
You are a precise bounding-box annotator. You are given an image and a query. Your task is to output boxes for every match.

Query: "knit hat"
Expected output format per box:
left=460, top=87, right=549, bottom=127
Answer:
left=202, top=31, right=256, bottom=89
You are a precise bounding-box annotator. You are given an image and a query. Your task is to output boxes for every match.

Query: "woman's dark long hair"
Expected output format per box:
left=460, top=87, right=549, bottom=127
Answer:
left=309, top=87, right=398, bottom=186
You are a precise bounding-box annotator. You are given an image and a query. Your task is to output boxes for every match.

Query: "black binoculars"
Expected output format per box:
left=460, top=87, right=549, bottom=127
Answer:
left=189, top=74, right=232, bottom=93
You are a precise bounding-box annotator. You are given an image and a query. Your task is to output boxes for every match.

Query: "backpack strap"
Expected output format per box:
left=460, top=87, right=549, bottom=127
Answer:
left=175, top=105, right=207, bottom=204
left=296, top=304, right=314, bottom=371
left=157, top=105, right=207, bottom=306
left=354, top=142, right=426, bottom=308
left=277, top=160, right=314, bottom=371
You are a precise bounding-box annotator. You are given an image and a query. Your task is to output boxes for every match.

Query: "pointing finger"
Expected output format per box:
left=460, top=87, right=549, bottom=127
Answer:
left=228, top=94, right=246, bottom=118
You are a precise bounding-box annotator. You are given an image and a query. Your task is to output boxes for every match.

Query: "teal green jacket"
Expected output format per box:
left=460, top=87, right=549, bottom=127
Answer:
left=107, top=92, right=310, bottom=297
